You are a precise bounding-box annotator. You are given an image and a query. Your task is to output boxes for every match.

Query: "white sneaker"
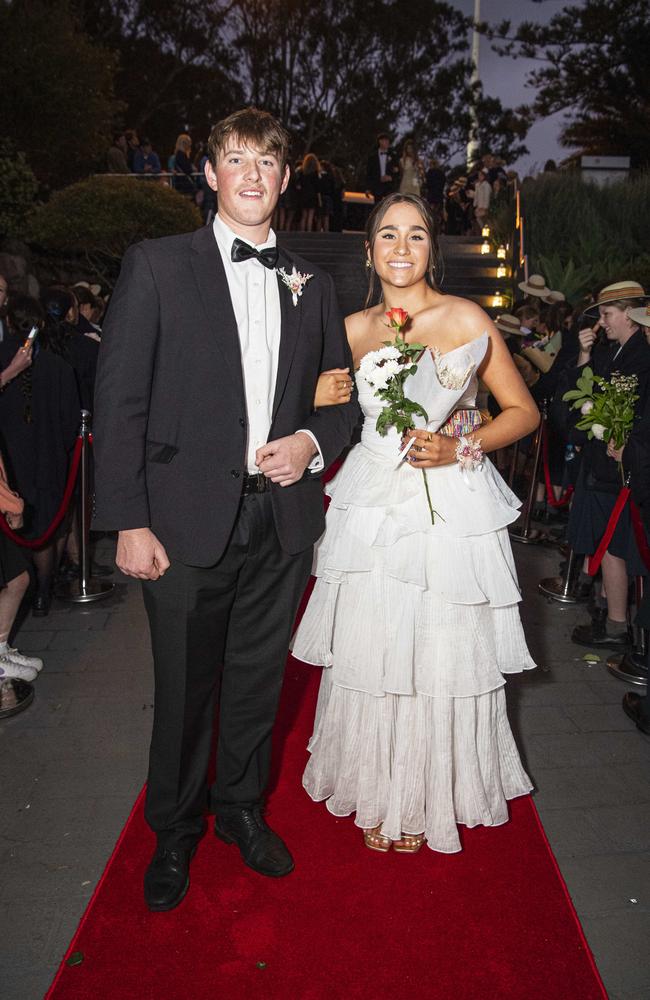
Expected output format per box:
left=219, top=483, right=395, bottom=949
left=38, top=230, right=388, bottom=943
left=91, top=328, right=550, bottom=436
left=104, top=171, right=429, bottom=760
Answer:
left=4, top=647, right=43, bottom=673
left=0, top=654, right=38, bottom=683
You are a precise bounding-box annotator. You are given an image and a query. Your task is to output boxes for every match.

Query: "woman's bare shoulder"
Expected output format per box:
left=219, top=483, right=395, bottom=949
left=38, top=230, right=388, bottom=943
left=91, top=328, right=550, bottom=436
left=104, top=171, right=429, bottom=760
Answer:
left=435, top=295, right=495, bottom=339
left=345, top=307, right=379, bottom=340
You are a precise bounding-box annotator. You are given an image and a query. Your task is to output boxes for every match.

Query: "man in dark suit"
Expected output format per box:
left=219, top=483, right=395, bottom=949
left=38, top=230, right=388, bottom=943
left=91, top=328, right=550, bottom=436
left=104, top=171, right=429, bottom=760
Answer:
left=365, top=132, right=400, bottom=203
left=93, top=108, right=359, bottom=911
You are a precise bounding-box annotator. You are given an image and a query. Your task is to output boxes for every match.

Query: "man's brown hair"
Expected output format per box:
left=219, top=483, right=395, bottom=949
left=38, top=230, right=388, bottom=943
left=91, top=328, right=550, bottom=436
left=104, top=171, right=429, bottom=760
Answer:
left=207, top=108, right=290, bottom=170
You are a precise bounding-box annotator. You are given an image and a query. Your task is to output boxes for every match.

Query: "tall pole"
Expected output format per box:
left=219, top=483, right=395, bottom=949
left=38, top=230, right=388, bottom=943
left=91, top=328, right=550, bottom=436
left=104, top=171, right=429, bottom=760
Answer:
left=466, top=0, right=481, bottom=171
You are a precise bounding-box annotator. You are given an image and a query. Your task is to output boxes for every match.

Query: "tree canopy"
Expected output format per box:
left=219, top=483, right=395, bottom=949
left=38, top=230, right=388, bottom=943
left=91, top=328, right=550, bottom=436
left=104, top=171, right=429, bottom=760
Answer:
left=0, top=0, right=122, bottom=188
left=70, top=0, right=529, bottom=181
left=482, top=0, right=650, bottom=167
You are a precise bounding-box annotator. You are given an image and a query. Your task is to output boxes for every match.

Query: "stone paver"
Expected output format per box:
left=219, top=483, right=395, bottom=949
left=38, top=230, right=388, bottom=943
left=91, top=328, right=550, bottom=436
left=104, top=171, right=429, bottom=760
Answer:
left=1, top=533, right=649, bottom=999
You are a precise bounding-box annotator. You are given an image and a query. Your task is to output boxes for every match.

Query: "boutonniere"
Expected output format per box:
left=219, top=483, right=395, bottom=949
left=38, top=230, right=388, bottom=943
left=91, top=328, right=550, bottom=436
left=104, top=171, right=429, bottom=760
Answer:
left=277, top=266, right=313, bottom=306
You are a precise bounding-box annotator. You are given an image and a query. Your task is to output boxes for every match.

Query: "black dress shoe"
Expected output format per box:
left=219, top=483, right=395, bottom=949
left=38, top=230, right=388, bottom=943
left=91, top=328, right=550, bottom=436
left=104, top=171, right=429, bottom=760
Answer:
left=571, top=620, right=631, bottom=650
left=32, top=593, right=50, bottom=617
left=144, top=846, right=195, bottom=911
left=622, top=692, right=650, bottom=734
left=214, top=807, right=294, bottom=878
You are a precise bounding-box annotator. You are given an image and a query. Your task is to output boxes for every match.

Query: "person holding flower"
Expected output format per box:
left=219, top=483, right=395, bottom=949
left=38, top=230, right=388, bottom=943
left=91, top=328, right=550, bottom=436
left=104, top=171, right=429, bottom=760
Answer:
left=292, top=191, right=539, bottom=855
left=564, top=282, right=650, bottom=650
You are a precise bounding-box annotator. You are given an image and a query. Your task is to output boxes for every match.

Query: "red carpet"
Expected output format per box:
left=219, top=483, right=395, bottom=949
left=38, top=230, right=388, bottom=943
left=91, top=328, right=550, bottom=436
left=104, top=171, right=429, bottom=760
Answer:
left=46, top=657, right=606, bottom=1000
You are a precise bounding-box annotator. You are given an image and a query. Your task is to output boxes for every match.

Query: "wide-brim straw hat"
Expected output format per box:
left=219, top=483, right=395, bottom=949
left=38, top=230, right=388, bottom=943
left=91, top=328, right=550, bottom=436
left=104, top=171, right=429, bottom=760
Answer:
left=518, top=274, right=551, bottom=298
left=494, top=314, right=522, bottom=337
left=629, top=303, right=650, bottom=327
left=583, top=280, right=647, bottom=317
left=543, top=290, right=566, bottom=304
left=594, top=281, right=646, bottom=308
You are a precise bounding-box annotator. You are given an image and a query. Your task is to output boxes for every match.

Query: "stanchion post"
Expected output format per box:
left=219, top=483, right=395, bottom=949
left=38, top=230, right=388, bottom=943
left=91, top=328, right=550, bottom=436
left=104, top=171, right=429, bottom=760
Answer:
left=509, top=401, right=545, bottom=545
left=507, top=439, right=520, bottom=491
left=538, top=547, right=582, bottom=603
left=57, top=410, right=114, bottom=605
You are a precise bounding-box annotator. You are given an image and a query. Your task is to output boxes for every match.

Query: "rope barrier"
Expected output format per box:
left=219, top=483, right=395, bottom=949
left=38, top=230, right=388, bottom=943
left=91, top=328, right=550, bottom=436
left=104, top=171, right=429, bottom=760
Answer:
left=587, top=484, right=650, bottom=576
left=541, top=422, right=574, bottom=509
left=0, top=434, right=83, bottom=550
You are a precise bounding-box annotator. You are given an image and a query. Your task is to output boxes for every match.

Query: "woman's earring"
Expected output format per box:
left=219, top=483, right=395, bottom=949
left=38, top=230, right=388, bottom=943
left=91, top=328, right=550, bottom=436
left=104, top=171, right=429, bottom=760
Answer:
left=365, top=258, right=372, bottom=269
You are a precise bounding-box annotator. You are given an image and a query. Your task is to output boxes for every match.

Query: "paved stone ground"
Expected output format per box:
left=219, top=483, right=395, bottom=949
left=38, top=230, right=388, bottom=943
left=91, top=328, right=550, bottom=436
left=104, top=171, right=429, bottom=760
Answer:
left=1, top=532, right=649, bottom=999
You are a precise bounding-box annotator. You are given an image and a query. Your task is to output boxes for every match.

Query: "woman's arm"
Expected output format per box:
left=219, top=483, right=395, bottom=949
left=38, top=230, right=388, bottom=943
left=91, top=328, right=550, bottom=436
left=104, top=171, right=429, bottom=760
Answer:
left=0, top=343, right=33, bottom=389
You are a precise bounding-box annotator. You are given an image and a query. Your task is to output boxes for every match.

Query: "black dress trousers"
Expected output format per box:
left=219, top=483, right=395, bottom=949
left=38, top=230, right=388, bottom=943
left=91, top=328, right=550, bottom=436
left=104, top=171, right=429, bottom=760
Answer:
left=141, top=490, right=313, bottom=850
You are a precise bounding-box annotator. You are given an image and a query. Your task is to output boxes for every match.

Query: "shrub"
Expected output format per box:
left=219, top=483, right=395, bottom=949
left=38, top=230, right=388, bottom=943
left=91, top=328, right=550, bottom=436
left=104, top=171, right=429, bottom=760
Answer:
left=0, top=139, right=39, bottom=239
left=28, top=176, right=202, bottom=285
left=488, top=171, right=650, bottom=302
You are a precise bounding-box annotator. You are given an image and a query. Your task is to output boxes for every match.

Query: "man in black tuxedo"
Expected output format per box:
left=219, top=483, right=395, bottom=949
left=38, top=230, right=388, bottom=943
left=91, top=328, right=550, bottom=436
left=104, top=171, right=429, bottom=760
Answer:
left=365, top=132, right=400, bottom=203
left=93, top=108, right=359, bottom=910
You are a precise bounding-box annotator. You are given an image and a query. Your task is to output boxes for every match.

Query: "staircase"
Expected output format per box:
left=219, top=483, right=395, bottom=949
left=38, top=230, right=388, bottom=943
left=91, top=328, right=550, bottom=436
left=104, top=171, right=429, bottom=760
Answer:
left=278, top=232, right=510, bottom=319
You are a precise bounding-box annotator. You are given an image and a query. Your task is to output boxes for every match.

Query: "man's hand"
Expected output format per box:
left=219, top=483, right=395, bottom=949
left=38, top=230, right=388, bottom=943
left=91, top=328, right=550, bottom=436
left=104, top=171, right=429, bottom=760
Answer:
left=116, top=527, right=170, bottom=580
left=256, top=433, right=317, bottom=487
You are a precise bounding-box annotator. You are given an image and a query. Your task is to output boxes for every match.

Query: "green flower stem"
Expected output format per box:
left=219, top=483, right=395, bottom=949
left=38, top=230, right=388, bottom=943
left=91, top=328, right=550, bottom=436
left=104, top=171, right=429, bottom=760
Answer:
left=421, top=469, right=436, bottom=525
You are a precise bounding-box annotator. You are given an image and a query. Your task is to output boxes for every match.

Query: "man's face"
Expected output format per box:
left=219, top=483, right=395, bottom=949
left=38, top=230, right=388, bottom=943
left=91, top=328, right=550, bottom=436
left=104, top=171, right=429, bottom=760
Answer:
left=205, top=140, right=289, bottom=236
left=378, top=137, right=390, bottom=152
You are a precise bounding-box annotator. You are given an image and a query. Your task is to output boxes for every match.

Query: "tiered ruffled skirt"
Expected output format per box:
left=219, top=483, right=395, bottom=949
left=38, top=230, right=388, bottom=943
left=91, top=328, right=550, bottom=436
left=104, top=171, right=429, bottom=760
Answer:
left=292, top=442, right=536, bottom=853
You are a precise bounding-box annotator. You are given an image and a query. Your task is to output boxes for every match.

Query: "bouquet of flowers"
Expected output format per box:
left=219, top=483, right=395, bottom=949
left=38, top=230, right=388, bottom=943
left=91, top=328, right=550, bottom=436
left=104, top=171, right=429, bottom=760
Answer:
left=357, top=307, right=438, bottom=523
left=563, top=367, right=639, bottom=480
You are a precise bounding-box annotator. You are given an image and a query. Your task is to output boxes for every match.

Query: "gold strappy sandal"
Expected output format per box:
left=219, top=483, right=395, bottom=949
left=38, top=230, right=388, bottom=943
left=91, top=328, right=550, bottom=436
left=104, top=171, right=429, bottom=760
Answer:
left=392, top=832, right=425, bottom=854
left=363, top=826, right=392, bottom=853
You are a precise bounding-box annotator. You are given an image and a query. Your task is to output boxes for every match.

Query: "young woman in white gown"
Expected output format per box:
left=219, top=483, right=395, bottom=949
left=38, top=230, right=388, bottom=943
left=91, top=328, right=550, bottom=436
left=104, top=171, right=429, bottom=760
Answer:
left=293, top=193, right=540, bottom=854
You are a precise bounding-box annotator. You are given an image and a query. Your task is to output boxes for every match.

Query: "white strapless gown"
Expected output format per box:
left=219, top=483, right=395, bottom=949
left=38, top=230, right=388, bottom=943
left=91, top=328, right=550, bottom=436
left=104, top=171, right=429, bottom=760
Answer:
left=291, top=337, right=535, bottom=853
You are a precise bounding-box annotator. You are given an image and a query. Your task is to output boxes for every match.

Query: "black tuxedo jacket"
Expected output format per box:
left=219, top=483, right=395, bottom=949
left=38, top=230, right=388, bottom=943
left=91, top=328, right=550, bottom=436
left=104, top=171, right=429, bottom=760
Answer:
left=365, top=150, right=400, bottom=199
left=92, top=225, right=360, bottom=565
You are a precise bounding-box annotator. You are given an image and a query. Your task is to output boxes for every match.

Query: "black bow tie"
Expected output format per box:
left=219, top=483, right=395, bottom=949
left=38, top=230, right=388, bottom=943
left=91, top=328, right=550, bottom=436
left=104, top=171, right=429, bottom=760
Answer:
left=231, top=238, right=279, bottom=269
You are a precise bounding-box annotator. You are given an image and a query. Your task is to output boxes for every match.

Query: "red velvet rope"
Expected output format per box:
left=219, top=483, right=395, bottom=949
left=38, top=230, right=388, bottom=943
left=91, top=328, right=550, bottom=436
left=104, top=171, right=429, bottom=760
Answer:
left=587, top=486, right=630, bottom=576
left=630, top=500, right=650, bottom=573
left=0, top=435, right=84, bottom=550
left=541, top=422, right=574, bottom=509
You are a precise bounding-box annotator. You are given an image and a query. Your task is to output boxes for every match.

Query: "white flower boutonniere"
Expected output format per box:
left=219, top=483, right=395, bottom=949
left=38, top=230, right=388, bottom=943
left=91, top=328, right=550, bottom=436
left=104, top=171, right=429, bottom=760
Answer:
left=277, top=266, right=313, bottom=306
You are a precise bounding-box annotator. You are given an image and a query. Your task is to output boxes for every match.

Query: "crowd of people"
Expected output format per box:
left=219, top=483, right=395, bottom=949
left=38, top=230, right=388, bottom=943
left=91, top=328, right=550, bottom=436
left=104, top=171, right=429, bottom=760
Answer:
left=489, top=273, right=650, bottom=731
left=0, top=275, right=110, bottom=716
left=105, top=127, right=514, bottom=234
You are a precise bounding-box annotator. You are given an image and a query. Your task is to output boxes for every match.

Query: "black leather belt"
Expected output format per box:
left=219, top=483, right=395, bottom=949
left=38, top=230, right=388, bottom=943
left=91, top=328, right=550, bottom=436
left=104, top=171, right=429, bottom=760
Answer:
left=241, top=472, right=270, bottom=496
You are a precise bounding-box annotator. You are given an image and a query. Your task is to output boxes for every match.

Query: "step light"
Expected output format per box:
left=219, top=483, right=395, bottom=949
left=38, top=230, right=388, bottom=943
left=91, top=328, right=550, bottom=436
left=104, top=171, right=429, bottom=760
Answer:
left=481, top=225, right=490, bottom=238
left=497, top=245, right=507, bottom=260
left=492, top=291, right=505, bottom=308
left=497, top=264, right=508, bottom=279
left=481, top=241, right=490, bottom=255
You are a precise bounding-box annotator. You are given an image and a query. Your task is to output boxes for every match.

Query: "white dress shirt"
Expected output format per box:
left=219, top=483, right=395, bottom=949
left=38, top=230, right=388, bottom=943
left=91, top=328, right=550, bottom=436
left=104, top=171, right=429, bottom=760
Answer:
left=212, top=214, right=322, bottom=475
left=378, top=150, right=388, bottom=178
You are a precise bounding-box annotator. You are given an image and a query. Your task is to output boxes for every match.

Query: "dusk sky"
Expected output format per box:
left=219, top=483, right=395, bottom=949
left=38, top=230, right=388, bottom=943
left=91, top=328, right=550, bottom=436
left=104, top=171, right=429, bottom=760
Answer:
left=451, top=0, right=577, bottom=174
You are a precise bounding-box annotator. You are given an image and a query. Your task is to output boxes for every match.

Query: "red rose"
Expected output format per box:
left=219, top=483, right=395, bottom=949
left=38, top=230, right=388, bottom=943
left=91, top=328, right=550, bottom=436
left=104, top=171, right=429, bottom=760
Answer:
left=385, top=307, right=409, bottom=330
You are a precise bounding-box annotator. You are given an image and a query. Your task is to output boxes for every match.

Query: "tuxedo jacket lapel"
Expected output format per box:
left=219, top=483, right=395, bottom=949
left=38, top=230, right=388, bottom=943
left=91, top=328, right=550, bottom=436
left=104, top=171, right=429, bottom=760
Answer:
left=272, top=247, right=303, bottom=420
left=190, top=225, right=245, bottom=399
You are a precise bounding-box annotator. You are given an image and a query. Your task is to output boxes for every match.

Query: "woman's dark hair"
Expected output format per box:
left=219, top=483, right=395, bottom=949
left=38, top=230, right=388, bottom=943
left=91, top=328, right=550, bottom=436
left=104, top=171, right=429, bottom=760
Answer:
left=41, top=287, right=76, bottom=357
left=6, top=294, right=44, bottom=337
left=364, top=192, right=441, bottom=308
left=72, top=285, right=96, bottom=308
left=6, top=296, right=44, bottom=423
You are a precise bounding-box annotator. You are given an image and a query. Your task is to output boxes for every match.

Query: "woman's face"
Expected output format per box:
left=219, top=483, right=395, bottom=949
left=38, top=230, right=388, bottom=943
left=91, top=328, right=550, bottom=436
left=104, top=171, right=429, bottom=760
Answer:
left=599, top=304, right=633, bottom=342
left=370, top=202, right=430, bottom=290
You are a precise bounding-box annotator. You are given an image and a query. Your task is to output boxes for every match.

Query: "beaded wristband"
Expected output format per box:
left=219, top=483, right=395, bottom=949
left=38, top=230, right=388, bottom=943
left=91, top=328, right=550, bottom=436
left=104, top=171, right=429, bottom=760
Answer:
left=455, top=436, right=484, bottom=471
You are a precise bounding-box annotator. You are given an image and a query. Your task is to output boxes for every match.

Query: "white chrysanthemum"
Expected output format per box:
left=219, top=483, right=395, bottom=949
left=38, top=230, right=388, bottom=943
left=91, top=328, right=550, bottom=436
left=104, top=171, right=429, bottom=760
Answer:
left=580, top=400, right=594, bottom=415
left=591, top=423, right=606, bottom=440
